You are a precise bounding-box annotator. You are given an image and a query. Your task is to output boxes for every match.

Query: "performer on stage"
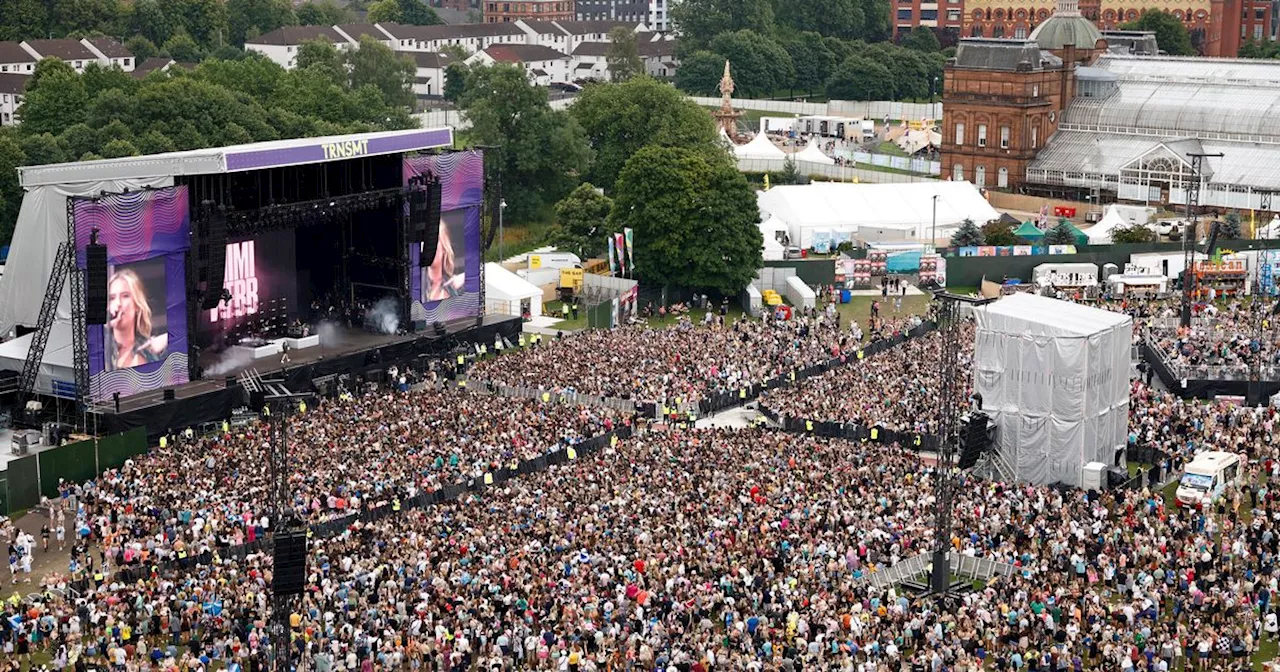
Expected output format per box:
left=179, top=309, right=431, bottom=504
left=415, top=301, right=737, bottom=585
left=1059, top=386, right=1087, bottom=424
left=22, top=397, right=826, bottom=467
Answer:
left=105, top=269, right=167, bottom=371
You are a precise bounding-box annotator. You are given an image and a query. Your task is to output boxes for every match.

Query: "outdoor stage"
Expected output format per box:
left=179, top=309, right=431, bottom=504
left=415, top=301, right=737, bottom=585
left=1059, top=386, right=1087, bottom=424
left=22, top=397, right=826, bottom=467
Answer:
left=93, top=314, right=521, bottom=440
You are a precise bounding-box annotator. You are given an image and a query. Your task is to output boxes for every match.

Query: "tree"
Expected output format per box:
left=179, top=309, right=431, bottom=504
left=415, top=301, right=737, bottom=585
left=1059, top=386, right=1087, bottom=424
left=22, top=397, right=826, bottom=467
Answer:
left=773, top=154, right=807, bottom=185
left=902, top=26, right=940, bottom=52
left=605, top=26, right=644, bottom=82
left=0, top=0, right=49, bottom=42
left=86, top=87, right=135, bottom=128
left=859, top=0, right=892, bottom=41
left=552, top=183, right=613, bottom=258
left=1221, top=212, right=1242, bottom=239
left=296, top=39, right=346, bottom=84
left=100, top=138, right=140, bottom=158
left=782, top=34, right=837, bottom=95
left=610, top=146, right=762, bottom=294
left=825, top=55, right=894, bottom=101
left=442, top=62, right=468, bottom=102
left=570, top=76, right=718, bottom=192
left=130, top=0, right=174, bottom=46
left=459, top=63, right=593, bottom=222
left=1044, top=219, right=1078, bottom=245
left=670, top=0, right=776, bottom=52
left=296, top=0, right=352, bottom=25
left=81, top=62, right=137, bottom=99
left=367, top=0, right=443, bottom=25
left=1121, top=10, right=1194, bottom=56
left=980, top=220, right=1017, bottom=246
left=776, top=0, right=864, bottom=39
left=163, top=30, right=206, bottom=63
left=1110, top=222, right=1155, bottom=244
left=124, top=36, right=160, bottom=62
left=60, top=123, right=100, bottom=159
left=950, top=218, right=982, bottom=247
left=345, top=35, right=415, bottom=109
left=228, top=0, right=297, bottom=46
left=0, top=131, right=25, bottom=242
left=17, top=60, right=89, bottom=136
left=673, top=51, right=723, bottom=95
left=18, top=133, right=68, bottom=167
left=49, top=0, right=126, bottom=37
left=707, top=31, right=795, bottom=98
left=167, top=0, right=229, bottom=48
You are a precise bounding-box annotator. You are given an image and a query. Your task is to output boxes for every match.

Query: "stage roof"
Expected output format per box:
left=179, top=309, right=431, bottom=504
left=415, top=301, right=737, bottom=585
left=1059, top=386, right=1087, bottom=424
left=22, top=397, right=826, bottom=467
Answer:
left=17, top=127, right=454, bottom=188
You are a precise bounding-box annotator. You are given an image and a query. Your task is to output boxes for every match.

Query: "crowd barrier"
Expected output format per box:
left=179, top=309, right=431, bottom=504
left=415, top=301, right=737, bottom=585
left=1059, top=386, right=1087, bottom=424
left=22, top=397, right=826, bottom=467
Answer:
left=1, top=427, right=148, bottom=515
left=853, top=551, right=1017, bottom=590
left=60, top=424, right=634, bottom=595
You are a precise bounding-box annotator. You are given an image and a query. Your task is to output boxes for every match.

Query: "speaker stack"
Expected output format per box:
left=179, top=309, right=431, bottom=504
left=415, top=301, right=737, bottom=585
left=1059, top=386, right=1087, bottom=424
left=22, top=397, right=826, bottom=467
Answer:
left=958, top=411, right=990, bottom=470
left=272, top=528, right=308, bottom=596
left=196, top=201, right=229, bottom=310
left=411, top=173, right=443, bottom=266
left=85, top=238, right=109, bottom=325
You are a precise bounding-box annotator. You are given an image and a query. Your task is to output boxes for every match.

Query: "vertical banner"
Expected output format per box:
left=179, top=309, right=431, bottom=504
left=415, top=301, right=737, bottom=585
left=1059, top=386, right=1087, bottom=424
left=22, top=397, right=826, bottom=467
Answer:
left=623, top=227, right=634, bottom=271
left=608, top=235, right=617, bottom=276
left=614, top=233, right=626, bottom=275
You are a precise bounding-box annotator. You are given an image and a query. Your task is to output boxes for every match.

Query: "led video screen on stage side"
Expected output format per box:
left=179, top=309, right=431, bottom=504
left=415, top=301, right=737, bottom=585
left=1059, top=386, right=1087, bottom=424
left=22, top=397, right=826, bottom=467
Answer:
left=404, top=151, right=483, bottom=322
left=73, top=187, right=191, bottom=401
left=197, top=229, right=298, bottom=345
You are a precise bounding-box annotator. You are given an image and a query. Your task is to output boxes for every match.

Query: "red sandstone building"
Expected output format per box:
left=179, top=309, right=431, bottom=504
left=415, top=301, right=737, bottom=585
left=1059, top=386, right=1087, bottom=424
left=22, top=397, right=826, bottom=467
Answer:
left=485, top=0, right=576, bottom=22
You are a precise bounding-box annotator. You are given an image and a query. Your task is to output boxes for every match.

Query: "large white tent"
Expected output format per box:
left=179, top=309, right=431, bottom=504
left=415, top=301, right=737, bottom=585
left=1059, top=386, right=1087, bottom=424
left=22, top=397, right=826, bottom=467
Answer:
left=1261, top=216, right=1280, bottom=239
left=795, top=138, right=835, bottom=165
left=734, top=133, right=787, bottom=160
left=756, top=181, right=1000, bottom=247
left=484, top=262, right=542, bottom=318
left=973, top=294, right=1132, bottom=488
left=0, top=321, right=75, bottom=396
left=1084, top=205, right=1129, bottom=244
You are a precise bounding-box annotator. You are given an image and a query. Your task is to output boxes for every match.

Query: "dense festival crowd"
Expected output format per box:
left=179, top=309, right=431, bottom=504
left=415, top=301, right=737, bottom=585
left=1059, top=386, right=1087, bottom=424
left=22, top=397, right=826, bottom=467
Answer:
left=757, top=322, right=973, bottom=434
left=48, top=382, right=624, bottom=578
left=470, top=312, right=854, bottom=405
left=6, top=425, right=1272, bottom=672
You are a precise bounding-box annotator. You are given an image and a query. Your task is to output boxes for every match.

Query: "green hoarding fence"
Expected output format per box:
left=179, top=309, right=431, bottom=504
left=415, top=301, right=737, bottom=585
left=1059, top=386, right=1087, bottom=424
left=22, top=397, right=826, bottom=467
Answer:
left=37, top=439, right=97, bottom=499
left=7, top=454, right=39, bottom=515
left=98, top=427, right=148, bottom=471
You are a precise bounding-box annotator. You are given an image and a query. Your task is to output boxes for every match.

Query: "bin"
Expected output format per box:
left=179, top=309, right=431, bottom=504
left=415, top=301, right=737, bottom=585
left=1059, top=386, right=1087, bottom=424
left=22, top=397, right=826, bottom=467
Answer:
left=840, top=289, right=851, bottom=303
left=779, top=305, right=792, bottom=320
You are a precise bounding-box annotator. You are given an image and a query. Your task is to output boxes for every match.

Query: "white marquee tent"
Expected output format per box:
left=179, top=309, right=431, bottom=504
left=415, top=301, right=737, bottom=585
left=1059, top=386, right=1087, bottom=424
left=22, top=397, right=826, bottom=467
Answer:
left=734, top=133, right=787, bottom=160
left=759, top=213, right=789, bottom=261
left=485, top=262, right=542, bottom=318
left=756, top=181, right=1001, bottom=247
left=795, top=138, right=835, bottom=165
left=1260, top=216, right=1280, bottom=239
left=973, top=294, right=1132, bottom=488
left=1084, top=205, right=1129, bottom=244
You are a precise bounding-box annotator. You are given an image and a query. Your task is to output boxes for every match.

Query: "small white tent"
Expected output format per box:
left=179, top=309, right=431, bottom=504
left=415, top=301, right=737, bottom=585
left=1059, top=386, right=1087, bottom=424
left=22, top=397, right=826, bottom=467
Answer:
left=1085, top=205, right=1129, bottom=244
left=796, top=138, right=836, bottom=165
left=734, top=133, right=787, bottom=160
left=1260, top=216, right=1280, bottom=239
left=485, top=262, right=542, bottom=318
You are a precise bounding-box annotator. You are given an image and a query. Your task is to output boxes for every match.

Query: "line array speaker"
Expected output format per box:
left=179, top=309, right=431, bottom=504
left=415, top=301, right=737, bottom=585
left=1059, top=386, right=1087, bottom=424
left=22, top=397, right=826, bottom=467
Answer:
left=958, top=411, right=990, bottom=470
left=412, top=175, right=442, bottom=267
left=85, top=243, right=109, bottom=325
left=272, top=528, right=308, bottom=596
left=199, top=206, right=229, bottom=310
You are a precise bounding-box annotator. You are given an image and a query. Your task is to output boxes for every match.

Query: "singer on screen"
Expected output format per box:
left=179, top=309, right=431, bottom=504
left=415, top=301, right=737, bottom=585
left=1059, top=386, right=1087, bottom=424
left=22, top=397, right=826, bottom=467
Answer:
left=105, top=269, right=167, bottom=371
left=423, top=222, right=466, bottom=302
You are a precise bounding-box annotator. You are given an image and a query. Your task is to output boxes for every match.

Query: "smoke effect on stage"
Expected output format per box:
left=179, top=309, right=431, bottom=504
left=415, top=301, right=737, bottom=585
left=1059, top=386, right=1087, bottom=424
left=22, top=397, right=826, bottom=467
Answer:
left=366, top=297, right=401, bottom=335
left=204, top=347, right=257, bottom=377
left=316, top=320, right=341, bottom=347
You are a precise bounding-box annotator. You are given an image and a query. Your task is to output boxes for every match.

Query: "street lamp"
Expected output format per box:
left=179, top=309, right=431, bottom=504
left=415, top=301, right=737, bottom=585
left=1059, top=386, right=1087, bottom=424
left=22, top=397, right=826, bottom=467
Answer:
left=499, top=199, right=508, bottom=262
left=931, top=194, right=939, bottom=253
left=933, top=76, right=940, bottom=104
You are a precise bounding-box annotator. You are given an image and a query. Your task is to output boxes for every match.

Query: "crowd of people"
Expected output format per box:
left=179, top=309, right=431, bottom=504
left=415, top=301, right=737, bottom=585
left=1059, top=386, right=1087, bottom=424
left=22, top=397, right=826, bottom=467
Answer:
left=757, top=322, right=972, bottom=434
left=46, top=381, right=625, bottom=583
left=6, top=424, right=1272, bottom=672
left=470, top=311, right=855, bottom=405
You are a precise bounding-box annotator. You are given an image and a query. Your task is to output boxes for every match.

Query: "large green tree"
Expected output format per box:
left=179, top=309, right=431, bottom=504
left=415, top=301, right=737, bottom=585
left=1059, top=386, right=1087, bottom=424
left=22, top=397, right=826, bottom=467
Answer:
left=296, top=0, right=352, bottom=25
left=552, top=183, right=613, bottom=258
left=782, top=33, right=837, bottom=95
left=706, top=30, right=795, bottom=98
left=902, top=26, right=941, bottom=52
left=17, top=60, right=89, bottom=136
left=344, top=35, right=416, bottom=109
left=825, top=55, right=894, bottom=101
left=227, top=0, right=297, bottom=46
left=673, top=51, right=724, bottom=96
left=605, top=26, right=644, bottom=82
left=0, top=0, right=50, bottom=42
left=442, top=62, right=468, bottom=102
left=1121, top=10, right=1194, bottom=55
left=570, top=76, right=718, bottom=192
left=163, top=30, right=207, bottom=63
left=367, top=0, right=443, bottom=25
left=609, top=146, right=762, bottom=294
left=168, top=0, right=230, bottom=47
left=670, top=0, right=776, bottom=52
left=776, top=0, right=864, bottom=39
left=0, top=132, right=24, bottom=246
left=459, top=63, right=593, bottom=223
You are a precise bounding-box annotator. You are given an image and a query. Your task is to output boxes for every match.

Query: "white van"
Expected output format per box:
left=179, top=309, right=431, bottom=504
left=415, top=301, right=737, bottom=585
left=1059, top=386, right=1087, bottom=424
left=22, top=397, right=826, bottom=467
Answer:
left=1175, top=450, right=1242, bottom=508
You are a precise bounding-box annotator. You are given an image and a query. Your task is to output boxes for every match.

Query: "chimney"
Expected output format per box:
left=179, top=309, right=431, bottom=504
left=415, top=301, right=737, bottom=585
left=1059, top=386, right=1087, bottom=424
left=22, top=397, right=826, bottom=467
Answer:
left=1059, top=42, right=1075, bottom=107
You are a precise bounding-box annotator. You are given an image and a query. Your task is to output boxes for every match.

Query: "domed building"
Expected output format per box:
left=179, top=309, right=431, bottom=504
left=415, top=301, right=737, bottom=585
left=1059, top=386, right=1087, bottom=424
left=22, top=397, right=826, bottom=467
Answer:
left=1028, top=0, right=1106, bottom=63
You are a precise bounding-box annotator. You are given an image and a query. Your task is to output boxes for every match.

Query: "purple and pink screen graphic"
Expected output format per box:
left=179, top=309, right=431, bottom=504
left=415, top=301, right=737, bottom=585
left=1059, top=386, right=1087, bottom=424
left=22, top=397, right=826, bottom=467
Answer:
left=196, top=230, right=297, bottom=344
left=404, top=151, right=483, bottom=323
left=73, top=187, right=191, bottom=401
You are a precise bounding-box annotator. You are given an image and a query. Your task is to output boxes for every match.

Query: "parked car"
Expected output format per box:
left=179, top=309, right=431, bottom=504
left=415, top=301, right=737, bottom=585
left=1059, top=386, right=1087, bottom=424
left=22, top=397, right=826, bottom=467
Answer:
left=1155, top=219, right=1182, bottom=239
left=550, top=81, right=582, bottom=93
left=784, top=246, right=803, bottom=260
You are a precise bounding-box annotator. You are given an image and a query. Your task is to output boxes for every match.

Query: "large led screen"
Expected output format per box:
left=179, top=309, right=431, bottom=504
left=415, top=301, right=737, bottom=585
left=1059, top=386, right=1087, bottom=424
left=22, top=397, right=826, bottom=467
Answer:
left=404, top=151, right=483, bottom=323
